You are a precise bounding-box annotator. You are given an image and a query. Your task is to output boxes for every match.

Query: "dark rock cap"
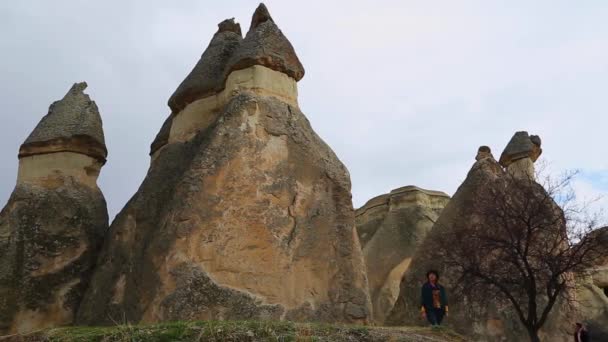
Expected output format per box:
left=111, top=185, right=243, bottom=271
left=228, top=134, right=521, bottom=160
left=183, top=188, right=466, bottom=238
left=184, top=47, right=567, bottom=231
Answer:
left=150, top=114, right=173, bottom=156
left=478, top=145, right=491, bottom=153
left=226, top=3, right=305, bottom=81
left=218, top=18, right=242, bottom=35
left=499, top=131, right=542, bottom=167
left=476, top=145, right=495, bottom=161
left=168, top=19, right=243, bottom=113
left=19, top=82, right=107, bottom=163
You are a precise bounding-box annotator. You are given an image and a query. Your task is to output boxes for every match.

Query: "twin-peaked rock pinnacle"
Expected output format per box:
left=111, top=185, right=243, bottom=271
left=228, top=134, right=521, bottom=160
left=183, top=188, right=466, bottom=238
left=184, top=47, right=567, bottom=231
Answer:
left=167, top=2, right=306, bottom=115
left=0, top=83, right=108, bottom=334
left=163, top=3, right=304, bottom=147
left=79, top=4, right=371, bottom=325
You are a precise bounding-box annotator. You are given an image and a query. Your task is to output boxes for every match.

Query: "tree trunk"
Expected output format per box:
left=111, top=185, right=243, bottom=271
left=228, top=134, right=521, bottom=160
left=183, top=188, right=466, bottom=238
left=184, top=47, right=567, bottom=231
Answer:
left=527, top=326, right=541, bottom=342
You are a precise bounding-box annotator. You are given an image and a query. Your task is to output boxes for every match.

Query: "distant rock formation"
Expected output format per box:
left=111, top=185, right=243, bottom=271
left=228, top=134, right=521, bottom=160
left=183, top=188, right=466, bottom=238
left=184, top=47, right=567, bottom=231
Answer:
left=387, top=139, right=572, bottom=341
left=77, top=4, right=371, bottom=325
left=356, top=186, right=449, bottom=324
left=0, top=83, right=108, bottom=334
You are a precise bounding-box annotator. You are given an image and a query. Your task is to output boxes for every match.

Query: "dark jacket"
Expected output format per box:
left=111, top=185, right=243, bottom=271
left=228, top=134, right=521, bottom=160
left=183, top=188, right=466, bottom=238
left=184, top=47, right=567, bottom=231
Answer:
left=421, top=282, right=448, bottom=311
left=574, top=328, right=589, bottom=342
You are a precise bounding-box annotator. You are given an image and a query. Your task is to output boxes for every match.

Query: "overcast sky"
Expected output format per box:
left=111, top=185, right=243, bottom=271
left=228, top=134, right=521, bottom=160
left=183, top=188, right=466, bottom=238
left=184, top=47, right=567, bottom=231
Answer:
left=1, top=0, right=607, bottom=219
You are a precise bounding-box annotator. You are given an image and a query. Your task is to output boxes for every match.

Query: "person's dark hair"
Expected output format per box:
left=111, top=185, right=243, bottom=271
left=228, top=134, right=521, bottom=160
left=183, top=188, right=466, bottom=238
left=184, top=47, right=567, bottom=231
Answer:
left=426, top=270, right=439, bottom=280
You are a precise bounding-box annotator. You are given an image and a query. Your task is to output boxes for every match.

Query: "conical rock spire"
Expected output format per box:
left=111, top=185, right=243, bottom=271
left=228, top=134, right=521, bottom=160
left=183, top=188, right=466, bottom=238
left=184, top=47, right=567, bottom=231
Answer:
left=19, top=82, right=107, bottom=162
left=0, top=83, right=109, bottom=334
left=168, top=19, right=243, bottom=113
left=226, top=3, right=304, bottom=81
left=250, top=3, right=273, bottom=28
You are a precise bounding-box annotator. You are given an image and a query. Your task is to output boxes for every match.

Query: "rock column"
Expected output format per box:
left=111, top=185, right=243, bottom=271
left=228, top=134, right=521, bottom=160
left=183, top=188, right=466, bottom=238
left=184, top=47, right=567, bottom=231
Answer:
left=0, top=83, right=109, bottom=334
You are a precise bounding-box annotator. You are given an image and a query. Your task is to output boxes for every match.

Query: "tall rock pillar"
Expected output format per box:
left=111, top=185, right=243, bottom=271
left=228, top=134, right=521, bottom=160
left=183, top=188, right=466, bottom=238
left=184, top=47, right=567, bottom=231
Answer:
left=0, top=83, right=109, bottom=333
left=78, top=4, right=371, bottom=325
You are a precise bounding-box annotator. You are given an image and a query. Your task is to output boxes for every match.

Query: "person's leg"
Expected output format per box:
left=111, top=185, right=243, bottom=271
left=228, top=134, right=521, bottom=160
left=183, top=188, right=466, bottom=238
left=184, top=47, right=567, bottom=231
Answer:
left=434, top=308, right=445, bottom=325
left=426, top=309, right=438, bottom=325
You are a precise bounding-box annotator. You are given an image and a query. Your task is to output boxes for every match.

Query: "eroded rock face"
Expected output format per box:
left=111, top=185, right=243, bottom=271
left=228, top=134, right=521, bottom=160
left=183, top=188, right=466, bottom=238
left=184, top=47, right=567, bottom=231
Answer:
left=386, top=145, right=571, bottom=342
left=386, top=156, right=510, bottom=339
left=77, top=5, right=370, bottom=325
left=0, top=83, right=108, bottom=334
left=355, top=186, right=449, bottom=324
left=576, top=227, right=608, bottom=340
left=149, top=114, right=173, bottom=160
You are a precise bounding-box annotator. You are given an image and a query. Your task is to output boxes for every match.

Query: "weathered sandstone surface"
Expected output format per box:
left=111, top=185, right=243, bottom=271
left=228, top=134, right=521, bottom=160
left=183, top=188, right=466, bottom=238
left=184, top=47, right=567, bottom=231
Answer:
left=576, top=227, right=608, bottom=340
left=149, top=114, right=173, bottom=160
left=0, top=83, right=108, bottom=334
left=77, top=4, right=371, bottom=325
left=355, top=186, right=449, bottom=324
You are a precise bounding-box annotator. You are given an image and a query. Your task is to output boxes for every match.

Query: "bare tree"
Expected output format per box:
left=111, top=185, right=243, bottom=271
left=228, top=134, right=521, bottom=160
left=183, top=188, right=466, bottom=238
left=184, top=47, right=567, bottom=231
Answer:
left=435, top=169, right=606, bottom=342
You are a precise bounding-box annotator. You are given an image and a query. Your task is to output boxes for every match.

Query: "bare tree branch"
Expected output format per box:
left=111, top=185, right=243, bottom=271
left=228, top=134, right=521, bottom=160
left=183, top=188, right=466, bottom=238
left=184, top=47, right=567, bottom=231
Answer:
left=434, top=167, right=607, bottom=342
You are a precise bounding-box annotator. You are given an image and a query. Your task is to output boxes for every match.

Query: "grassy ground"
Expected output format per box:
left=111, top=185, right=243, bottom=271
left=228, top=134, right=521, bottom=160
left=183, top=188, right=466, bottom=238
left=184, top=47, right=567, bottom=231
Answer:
left=0, top=320, right=467, bottom=342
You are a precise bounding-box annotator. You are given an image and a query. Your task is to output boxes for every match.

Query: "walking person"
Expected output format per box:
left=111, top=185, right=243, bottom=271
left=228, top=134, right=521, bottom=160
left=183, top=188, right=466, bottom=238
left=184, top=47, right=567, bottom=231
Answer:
left=574, top=323, right=590, bottom=342
left=420, top=270, right=448, bottom=327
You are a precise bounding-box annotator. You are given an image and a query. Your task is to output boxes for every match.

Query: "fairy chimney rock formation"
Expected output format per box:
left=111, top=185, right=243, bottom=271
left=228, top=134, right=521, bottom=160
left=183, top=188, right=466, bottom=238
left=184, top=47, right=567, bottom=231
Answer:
left=0, top=83, right=108, bottom=334
left=356, top=186, right=450, bottom=324
left=387, top=142, right=570, bottom=341
left=499, top=131, right=542, bottom=179
left=78, top=4, right=371, bottom=325
left=18, top=82, right=107, bottom=187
